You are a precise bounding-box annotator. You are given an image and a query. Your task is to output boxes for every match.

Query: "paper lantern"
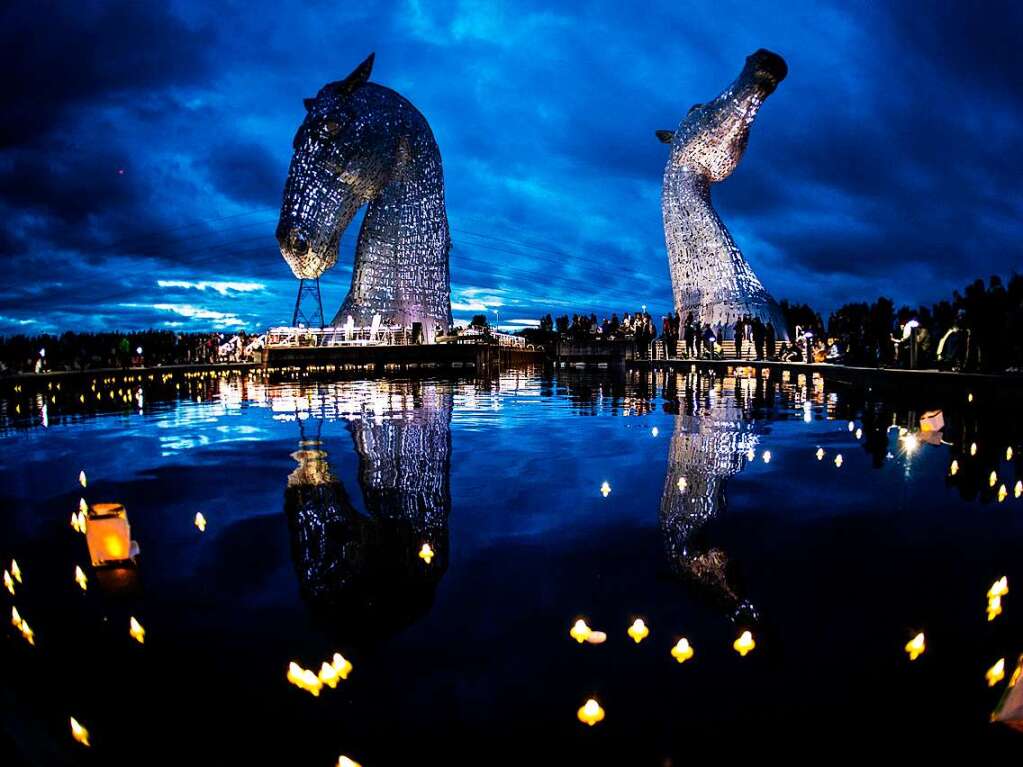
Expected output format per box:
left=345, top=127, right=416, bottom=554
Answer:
left=85, top=503, right=136, bottom=567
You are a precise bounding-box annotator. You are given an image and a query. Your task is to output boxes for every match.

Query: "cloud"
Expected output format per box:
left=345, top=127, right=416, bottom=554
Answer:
left=133, top=303, right=248, bottom=328
left=0, top=0, right=1020, bottom=334
left=157, top=280, right=267, bottom=295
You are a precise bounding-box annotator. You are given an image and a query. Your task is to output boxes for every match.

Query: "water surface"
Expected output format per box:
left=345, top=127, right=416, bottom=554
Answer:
left=1, top=367, right=1020, bottom=762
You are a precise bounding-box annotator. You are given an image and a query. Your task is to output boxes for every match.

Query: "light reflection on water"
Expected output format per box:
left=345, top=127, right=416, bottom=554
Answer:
left=0, top=366, right=1020, bottom=761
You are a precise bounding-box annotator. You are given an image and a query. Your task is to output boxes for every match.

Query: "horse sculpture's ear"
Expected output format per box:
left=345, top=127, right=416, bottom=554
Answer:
left=656, top=130, right=675, bottom=145
left=303, top=98, right=315, bottom=111
left=328, top=52, right=375, bottom=97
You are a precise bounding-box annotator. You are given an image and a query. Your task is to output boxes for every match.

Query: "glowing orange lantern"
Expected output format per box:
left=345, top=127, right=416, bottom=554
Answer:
left=85, top=503, right=136, bottom=567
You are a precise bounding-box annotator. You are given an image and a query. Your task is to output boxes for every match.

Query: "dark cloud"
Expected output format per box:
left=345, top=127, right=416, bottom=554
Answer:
left=0, top=1, right=215, bottom=146
left=0, top=0, right=1020, bottom=333
left=205, top=141, right=288, bottom=208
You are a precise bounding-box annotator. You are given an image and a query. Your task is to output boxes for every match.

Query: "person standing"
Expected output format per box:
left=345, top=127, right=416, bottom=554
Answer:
left=684, top=312, right=695, bottom=358
left=752, top=317, right=765, bottom=360
left=703, top=324, right=717, bottom=359
left=734, top=316, right=745, bottom=359
left=765, top=321, right=776, bottom=359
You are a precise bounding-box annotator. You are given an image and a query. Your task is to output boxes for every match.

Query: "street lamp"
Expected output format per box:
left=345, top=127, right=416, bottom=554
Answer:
left=492, top=308, right=500, bottom=331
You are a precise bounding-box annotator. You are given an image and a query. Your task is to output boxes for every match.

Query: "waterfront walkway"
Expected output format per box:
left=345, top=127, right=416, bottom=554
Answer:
left=626, top=356, right=1023, bottom=395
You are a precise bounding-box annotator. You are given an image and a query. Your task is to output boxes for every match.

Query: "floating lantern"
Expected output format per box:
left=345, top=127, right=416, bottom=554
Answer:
left=816, top=447, right=825, bottom=461
left=338, top=758, right=362, bottom=767
left=74, top=566, right=87, bottom=591
left=129, top=616, right=145, bottom=644
left=194, top=512, right=207, bottom=532
left=998, top=484, right=1008, bottom=502
left=3, top=570, right=13, bottom=595
left=855, top=428, right=863, bottom=440
left=318, top=661, right=341, bottom=689
left=988, top=577, right=1008, bottom=600
left=762, top=451, right=772, bottom=464
left=1016, top=481, right=1023, bottom=499
left=331, top=653, right=353, bottom=680
left=10, top=560, right=21, bottom=584
left=70, top=717, right=90, bottom=747
left=919, top=410, right=944, bottom=432
left=950, top=460, right=959, bottom=476
left=79, top=497, right=88, bottom=514
left=834, top=454, right=844, bottom=468
left=570, top=619, right=592, bottom=644
left=905, top=632, right=926, bottom=661
left=733, top=630, right=756, bottom=656
left=671, top=638, right=694, bottom=663
left=418, top=543, right=434, bottom=564
left=677, top=477, right=687, bottom=493
left=577, top=698, right=605, bottom=726
left=746, top=448, right=756, bottom=461
left=987, top=658, right=1006, bottom=687
left=848, top=421, right=854, bottom=432
left=287, top=661, right=323, bottom=696
left=79, top=471, right=87, bottom=488
left=651, top=426, right=659, bottom=437
left=989, top=471, right=998, bottom=488
left=11, top=607, right=34, bottom=645
left=970, top=442, right=977, bottom=456
left=85, top=503, right=135, bottom=567
left=627, top=619, right=649, bottom=643
left=586, top=631, right=607, bottom=645
left=600, top=481, right=611, bottom=498
left=1007, top=447, right=1014, bottom=461
left=987, top=596, right=1002, bottom=622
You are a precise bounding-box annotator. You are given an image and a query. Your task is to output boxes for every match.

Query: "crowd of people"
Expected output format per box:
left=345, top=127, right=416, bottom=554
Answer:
left=0, top=331, right=263, bottom=374
left=534, top=309, right=783, bottom=360
left=529, top=273, right=1023, bottom=373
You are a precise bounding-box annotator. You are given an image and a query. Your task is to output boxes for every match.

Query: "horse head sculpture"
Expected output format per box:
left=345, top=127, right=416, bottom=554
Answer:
left=277, top=54, right=452, bottom=341
left=658, top=49, right=789, bottom=341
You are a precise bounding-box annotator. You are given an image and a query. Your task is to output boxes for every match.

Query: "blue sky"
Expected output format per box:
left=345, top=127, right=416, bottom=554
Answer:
left=1, top=0, right=1020, bottom=334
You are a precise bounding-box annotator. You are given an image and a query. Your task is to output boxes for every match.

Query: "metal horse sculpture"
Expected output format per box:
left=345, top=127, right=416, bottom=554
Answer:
left=277, top=54, right=452, bottom=342
left=658, top=49, right=789, bottom=340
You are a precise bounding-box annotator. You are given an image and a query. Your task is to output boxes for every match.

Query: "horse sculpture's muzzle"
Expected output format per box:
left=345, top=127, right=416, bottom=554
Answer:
left=744, top=49, right=788, bottom=93
left=276, top=223, right=309, bottom=259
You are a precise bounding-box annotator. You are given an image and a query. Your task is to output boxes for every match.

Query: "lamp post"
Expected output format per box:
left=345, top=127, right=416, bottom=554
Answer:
left=492, top=308, right=500, bottom=332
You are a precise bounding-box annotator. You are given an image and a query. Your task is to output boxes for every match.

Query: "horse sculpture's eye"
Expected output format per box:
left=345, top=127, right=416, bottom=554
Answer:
left=320, top=121, right=341, bottom=138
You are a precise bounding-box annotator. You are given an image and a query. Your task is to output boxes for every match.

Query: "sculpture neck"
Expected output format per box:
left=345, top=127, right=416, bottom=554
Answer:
left=337, top=142, right=452, bottom=339
left=662, top=168, right=781, bottom=337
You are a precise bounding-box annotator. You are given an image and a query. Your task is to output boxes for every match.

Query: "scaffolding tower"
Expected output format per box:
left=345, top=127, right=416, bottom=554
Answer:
left=292, top=278, right=325, bottom=328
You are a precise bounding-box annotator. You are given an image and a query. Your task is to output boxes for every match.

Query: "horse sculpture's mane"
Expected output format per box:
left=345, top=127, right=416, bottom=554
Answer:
left=277, top=54, right=451, bottom=342
left=659, top=49, right=789, bottom=341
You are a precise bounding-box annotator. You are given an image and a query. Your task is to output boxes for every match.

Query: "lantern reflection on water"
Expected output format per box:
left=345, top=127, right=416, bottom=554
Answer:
left=85, top=503, right=137, bottom=567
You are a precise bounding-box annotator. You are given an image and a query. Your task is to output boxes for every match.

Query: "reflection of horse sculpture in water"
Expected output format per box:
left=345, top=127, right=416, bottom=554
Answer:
left=276, top=54, right=452, bottom=341
left=660, top=377, right=759, bottom=623
left=658, top=50, right=789, bottom=340
left=284, top=382, right=452, bottom=642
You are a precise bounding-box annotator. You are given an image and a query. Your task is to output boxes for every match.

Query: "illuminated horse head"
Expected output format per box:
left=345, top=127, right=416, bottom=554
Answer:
left=276, top=54, right=452, bottom=340
left=658, top=49, right=789, bottom=340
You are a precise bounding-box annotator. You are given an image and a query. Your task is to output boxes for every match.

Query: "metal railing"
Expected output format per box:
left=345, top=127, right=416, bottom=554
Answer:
left=266, top=326, right=413, bottom=348
left=452, top=328, right=526, bottom=348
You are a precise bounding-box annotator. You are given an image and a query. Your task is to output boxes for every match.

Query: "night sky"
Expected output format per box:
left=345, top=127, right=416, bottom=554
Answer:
left=1, top=0, right=1021, bottom=335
